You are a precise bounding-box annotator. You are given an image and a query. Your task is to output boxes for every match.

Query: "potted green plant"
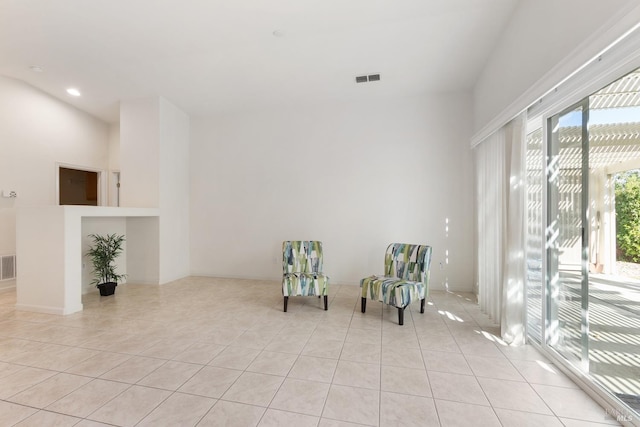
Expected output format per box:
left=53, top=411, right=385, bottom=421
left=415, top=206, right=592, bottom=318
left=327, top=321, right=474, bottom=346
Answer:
left=86, top=233, right=126, bottom=296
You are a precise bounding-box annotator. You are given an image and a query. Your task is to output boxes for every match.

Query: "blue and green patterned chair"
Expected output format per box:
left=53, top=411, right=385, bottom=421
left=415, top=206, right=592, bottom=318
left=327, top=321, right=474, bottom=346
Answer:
left=360, top=243, right=432, bottom=325
left=282, top=241, right=329, bottom=312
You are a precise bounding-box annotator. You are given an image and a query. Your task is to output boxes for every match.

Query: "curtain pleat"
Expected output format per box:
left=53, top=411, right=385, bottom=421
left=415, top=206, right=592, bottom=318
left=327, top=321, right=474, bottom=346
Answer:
left=502, top=115, right=526, bottom=345
left=476, top=127, right=505, bottom=322
left=475, top=114, right=526, bottom=345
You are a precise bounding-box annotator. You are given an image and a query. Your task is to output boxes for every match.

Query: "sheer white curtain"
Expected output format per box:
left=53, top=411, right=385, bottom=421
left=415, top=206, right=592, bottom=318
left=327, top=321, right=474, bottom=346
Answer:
left=476, top=126, right=506, bottom=323
left=475, top=114, right=526, bottom=345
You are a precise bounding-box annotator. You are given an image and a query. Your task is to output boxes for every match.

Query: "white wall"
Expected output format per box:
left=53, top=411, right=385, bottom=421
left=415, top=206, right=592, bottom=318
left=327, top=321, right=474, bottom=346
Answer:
left=158, top=98, right=190, bottom=283
left=190, top=94, right=474, bottom=291
left=119, top=98, right=160, bottom=209
left=119, top=97, right=190, bottom=284
left=0, top=76, right=109, bottom=257
left=126, top=216, right=160, bottom=285
left=107, top=123, right=121, bottom=207
left=473, top=0, right=639, bottom=136
left=81, top=217, right=127, bottom=293
left=108, top=123, right=120, bottom=172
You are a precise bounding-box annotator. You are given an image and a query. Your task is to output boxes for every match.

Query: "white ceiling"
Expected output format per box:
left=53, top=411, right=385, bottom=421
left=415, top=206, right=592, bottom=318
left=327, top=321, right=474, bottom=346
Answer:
left=0, top=0, right=519, bottom=123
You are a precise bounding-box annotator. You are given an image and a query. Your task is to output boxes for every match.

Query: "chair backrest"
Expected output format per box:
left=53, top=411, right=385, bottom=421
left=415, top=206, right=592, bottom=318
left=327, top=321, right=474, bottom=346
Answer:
left=283, top=241, right=323, bottom=274
left=383, top=243, right=432, bottom=284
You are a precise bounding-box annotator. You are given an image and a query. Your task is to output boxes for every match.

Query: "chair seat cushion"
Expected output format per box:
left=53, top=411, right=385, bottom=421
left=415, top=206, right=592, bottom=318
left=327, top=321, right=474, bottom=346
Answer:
left=360, top=275, right=425, bottom=309
left=283, top=273, right=329, bottom=297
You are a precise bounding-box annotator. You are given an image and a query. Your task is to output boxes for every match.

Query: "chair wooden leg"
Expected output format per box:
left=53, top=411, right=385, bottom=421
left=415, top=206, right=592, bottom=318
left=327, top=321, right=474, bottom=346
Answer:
left=420, top=298, right=425, bottom=313
left=361, top=297, right=366, bottom=313
left=284, top=296, right=288, bottom=312
left=398, top=307, right=405, bottom=325
left=324, top=295, right=328, bottom=310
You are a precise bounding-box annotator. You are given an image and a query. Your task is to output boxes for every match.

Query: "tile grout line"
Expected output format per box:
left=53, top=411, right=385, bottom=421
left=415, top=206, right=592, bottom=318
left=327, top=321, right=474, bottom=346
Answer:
left=0, top=281, right=623, bottom=426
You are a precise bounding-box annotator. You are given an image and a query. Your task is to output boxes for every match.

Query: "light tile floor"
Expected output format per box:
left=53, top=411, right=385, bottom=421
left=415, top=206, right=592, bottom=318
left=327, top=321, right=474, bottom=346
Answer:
left=0, top=277, right=624, bottom=426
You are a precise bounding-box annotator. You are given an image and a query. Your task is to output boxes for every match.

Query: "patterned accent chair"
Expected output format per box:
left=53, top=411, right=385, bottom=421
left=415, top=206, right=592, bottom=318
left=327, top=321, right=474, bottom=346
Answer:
left=282, top=241, right=329, bottom=312
left=360, top=243, right=432, bottom=325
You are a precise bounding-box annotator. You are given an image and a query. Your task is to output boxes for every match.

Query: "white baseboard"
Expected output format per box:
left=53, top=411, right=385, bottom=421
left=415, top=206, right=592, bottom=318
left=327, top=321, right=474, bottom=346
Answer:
left=0, top=279, right=16, bottom=292
left=15, top=303, right=83, bottom=315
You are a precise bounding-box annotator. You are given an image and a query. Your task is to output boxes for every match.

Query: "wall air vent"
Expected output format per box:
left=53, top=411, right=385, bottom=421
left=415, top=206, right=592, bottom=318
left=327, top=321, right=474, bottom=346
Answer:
left=0, top=255, right=16, bottom=281
left=355, top=74, right=381, bottom=83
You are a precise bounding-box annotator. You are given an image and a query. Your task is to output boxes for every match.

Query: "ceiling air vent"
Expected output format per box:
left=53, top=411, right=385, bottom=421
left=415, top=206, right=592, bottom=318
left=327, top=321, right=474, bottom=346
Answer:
left=355, top=74, right=381, bottom=83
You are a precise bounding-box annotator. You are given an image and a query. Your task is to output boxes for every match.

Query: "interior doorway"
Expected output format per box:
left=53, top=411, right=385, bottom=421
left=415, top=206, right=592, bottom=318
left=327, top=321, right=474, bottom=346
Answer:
left=58, top=167, right=100, bottom=206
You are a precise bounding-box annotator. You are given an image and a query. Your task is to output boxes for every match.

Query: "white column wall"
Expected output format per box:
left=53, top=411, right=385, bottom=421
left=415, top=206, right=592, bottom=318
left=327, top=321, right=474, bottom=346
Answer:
left=190, top=94, right=474, bottom=291
left=119, top=97, right=190, bottom=284
left=119, top=98, right=160, bottom=209
left=108, top=124, right=121, bottom=207
left=0, top=76, right=108, bottom=258
left=108, top=123, right=121, bottom=172
left=158, top=98, right=190, bottom=283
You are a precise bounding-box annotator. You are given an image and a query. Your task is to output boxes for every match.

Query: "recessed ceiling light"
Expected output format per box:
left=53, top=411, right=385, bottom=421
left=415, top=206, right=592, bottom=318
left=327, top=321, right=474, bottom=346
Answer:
left=272, top=30, right=285, bottom=37
left=66, top=88, right=81, bottom=97
left=29, top=65, right=44, bottom=72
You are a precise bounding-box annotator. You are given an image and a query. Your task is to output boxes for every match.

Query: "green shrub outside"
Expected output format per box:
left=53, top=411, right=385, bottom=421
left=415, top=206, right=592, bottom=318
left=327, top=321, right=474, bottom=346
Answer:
left=615, top=171, right=640, bottom=262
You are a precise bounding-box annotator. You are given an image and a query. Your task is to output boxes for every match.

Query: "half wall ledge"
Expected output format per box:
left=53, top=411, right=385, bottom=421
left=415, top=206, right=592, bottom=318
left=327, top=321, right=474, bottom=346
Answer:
left=16, top=206, right=160, bottom=315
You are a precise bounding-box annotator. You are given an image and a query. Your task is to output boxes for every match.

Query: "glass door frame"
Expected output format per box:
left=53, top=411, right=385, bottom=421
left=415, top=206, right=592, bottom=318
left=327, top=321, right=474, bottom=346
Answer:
left=524, top=47, right=640, bottom=423
left=545, top=97, right=590, bottom=372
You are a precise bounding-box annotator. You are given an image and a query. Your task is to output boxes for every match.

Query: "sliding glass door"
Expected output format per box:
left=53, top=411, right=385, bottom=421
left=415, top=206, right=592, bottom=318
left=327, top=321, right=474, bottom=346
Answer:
left=546, top=99, right=590, bottom=371
left=527, top=66, right=640, bottom=419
